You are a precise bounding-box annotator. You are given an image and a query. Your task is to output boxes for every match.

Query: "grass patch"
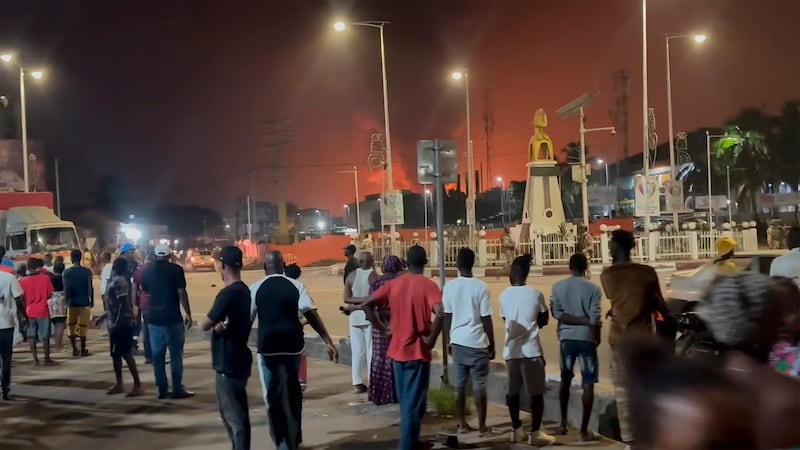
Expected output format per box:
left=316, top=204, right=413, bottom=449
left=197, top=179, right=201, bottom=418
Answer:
left=428, top=384, right=472, bottom=417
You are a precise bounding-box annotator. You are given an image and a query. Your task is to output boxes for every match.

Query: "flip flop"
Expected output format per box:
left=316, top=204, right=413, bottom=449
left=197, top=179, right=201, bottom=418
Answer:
left=557, top=425, right=569, bottom=435
left=457, top=424, right=476, bottom=434
left=478, top=427, right=501, bottom=438
left=579, top=431, right=600, bottom=442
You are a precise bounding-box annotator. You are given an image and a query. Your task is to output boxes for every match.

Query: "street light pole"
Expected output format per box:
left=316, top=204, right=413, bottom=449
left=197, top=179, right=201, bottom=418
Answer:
left=451, top=70, right=475, bottom=244
left=19, top=66, right=29, bottom=193
left=338, top=166, right=362, bottom=234
left=335, top=21, right=396, bottom=245
left=497, top=177, right=506, bottom=226
left=578, top=108, right=616, bottom=226
left=642, top=0, right=650, bottom=231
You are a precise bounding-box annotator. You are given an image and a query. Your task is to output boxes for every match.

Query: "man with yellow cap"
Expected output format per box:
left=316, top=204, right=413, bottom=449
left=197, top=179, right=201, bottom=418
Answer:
left=713, top=237, right=739, bottom=276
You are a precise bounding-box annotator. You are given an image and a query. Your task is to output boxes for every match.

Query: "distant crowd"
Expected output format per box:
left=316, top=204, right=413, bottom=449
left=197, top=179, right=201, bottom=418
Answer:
left=0, top=226, right=798, bottom=450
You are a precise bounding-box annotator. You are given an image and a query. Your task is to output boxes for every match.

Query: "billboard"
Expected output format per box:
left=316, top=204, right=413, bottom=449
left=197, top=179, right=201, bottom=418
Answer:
left=0, top=140, right=47, bottom=192
left=634, top=175, right=661, bottom=217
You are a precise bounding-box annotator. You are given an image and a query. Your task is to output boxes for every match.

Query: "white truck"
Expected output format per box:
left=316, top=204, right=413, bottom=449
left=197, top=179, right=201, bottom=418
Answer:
left=0, top=192, right=81, bottom=265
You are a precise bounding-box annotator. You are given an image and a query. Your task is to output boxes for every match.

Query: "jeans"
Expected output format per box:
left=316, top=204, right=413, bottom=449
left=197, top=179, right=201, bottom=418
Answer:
left=142, top=316, right=152, bottom=361
left=257, top=353, right=302, bottom=450
left=393, top=360, right=431, bottom=450
left=216, top=372, right=251, bottom=450
left=0, top=328, right=13, bottom=395
left=149, top=323, right=186, bottom=395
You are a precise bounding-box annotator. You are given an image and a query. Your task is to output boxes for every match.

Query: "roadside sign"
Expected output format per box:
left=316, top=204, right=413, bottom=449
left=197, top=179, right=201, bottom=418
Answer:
left=381, top=190, right=405, bottom=225
left=664, top=180, right=685, bottom=213
left=695, top=195, right=729, bottom=210
left=417, top=140, right=458, bottom=184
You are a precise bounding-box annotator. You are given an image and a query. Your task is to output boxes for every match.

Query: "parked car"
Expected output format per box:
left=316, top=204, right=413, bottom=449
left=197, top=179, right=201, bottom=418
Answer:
left=189, top=249, right=216, bottom=271
left=665, top=252, right=778, bottom=314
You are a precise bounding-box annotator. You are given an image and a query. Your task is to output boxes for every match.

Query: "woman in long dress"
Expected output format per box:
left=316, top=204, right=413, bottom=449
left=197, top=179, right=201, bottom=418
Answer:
left=367, top=255, right=405, bottom=405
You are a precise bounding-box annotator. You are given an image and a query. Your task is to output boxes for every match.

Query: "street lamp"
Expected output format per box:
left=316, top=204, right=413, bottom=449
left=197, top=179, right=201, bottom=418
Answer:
left=577, top=108, right=616, bottom=225
left=334, top=20, right=397, bottom=246
left=1, top=53, right=44, bottom=193
left=666, top=32, right=707, bottom=227
left=597, top=159, right=609, bottom=187
left=337, top=166, right=361, bottom=233
left=451, top=69, right=475, bottom=243
left=496, top=176, right=506, bottom=226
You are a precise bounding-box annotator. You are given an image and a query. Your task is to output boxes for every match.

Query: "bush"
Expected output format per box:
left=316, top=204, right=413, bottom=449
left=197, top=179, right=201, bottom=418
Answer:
left=427, top=384, right=472, bottom=417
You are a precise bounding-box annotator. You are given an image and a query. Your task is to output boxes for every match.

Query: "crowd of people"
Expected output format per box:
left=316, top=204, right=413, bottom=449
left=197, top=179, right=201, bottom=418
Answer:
left=0, top=226, right=798, bottom=450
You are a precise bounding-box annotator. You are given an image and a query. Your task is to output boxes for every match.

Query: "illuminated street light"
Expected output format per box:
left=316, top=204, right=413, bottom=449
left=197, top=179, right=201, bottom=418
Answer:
left=450, top=68, right=475, bottom=242
left=1, top=53, right=45, bottom=193
left=333, top=20, right=397, bottom=246
left=666, top=31, right=707, bottom=226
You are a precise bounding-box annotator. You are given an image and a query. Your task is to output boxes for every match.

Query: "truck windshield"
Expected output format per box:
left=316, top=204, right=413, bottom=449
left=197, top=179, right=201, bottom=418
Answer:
left=30, top=227, right=80, bottom=253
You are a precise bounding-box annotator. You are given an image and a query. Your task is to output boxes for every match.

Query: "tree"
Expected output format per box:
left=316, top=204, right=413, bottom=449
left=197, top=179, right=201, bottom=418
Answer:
left=153, top=204, right=224, bottom=237
left=714, top=126, right=770, bottom=218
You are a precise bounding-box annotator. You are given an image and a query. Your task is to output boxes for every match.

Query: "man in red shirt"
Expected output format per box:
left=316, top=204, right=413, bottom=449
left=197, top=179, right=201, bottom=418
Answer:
left=20, top=258, right=55, bottom=365
left=349, top=246, right=444, bottom=450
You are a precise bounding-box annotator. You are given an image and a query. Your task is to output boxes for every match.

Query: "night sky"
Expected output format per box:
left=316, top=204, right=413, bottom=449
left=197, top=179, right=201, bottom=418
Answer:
left=1, top=0, right=797, bottom=219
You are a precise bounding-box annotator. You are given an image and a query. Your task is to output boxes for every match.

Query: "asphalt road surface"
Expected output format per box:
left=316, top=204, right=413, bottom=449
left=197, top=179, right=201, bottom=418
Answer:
left=94, top=266, right=669, bottom=383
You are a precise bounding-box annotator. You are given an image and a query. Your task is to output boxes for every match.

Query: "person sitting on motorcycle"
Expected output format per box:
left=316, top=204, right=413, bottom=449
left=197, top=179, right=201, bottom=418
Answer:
left=712, top=237, right=738, bottom=276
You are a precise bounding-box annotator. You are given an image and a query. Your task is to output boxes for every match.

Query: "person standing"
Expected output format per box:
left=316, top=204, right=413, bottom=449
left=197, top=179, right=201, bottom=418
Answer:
left=501, top=227, right=516, bottom=275
left=347, top=246, right=444, bottom=450
left=284, top=263, right=308, bottom=392
left=443, top=248, right=494, bottom=435
left=200, top=246, right=252, bottom=450
left=367, top=255, right=404, bottom=406
left=344, top=251, right=377, bottom=394
left=132, top=252, right=156, bottom=364
left=499, top=254, right=556, bottom=446
left=21, top=258, right=55, bottom=366
left=47, top=261, right=68, bottom=353
left=142, top=244, right=194, bottom=399
left=120, top=244, right=142, bottom=353
left=99, top=251, right=113, bottom=296
left=251, top=250, right=338, bottom=450
left=95, top=257, right=142, bottom=396
left=600, top=230, right=663, bottom=448
left=713, top=237, right=739, bottom=276
left=771, top=227, right=800, bottom=287
left=63, top=249, right=94, bottom=357
left=550, top=253, right=601, bottom=441
left=0, top=264, right=25, bottom=400
left=342, top=244, right=358, bottom=285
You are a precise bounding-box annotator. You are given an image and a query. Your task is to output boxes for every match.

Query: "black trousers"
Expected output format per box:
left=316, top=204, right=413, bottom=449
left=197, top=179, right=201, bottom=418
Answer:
left=0, top=328, right=13, bottom=395
left=216, top=372, right=251, bottom=450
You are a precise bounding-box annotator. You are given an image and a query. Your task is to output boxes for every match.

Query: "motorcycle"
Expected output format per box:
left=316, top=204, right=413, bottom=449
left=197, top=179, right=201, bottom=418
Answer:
left=675, top=311, right=724, bottom=363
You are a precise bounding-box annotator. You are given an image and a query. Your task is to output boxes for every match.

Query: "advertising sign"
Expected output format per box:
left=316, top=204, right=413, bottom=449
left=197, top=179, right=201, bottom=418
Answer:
left=0, top=140, right=47, bottom=192
left=381, top=190, right=405, bottom=225
left=663, top=180, right=685, bottom=213
left=416, top=140, right=457, bottom=185
left=634, top=175, right=661, bottom=217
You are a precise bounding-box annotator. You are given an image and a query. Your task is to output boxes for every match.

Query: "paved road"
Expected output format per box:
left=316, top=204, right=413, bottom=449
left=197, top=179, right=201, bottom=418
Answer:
left=90, top=266, right=671, bottom=384
left=2, top=334, right=623, bottom=450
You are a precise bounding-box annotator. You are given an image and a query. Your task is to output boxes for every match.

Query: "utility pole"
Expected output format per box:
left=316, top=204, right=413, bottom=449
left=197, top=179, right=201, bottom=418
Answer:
left=482, top=89, right=494, bottom=192
left=262, top=119, right=292, bottom=244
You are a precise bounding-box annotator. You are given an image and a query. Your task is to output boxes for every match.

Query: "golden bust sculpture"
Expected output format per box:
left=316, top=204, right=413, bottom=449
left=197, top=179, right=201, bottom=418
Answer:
left=528, top=108, right=555, bottom=161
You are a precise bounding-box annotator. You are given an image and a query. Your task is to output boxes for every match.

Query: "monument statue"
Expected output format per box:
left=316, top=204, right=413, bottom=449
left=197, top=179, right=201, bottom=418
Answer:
left=528, top=108, right=554, bottom=161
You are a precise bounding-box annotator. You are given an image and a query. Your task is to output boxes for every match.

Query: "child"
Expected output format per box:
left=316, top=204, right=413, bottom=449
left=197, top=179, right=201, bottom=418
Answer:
left=285, top=263, right=308, bottom=392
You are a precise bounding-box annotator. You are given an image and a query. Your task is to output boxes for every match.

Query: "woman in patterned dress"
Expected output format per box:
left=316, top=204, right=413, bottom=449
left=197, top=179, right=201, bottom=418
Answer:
left=367, top=255, right=405, bottom=405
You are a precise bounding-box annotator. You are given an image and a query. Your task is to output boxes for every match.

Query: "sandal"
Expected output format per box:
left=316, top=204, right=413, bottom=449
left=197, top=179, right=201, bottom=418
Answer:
left=107, top=385, right=124, bottom=395
left=457, top=424, right=476, bottom=434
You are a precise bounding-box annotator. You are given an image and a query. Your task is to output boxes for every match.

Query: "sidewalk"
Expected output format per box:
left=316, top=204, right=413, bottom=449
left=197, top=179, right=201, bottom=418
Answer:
left=1, top=334, right=623, bottom=450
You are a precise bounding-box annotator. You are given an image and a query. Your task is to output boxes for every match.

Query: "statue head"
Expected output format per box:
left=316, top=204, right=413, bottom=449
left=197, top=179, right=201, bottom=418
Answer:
left=533, top=108, right=548, bottom=128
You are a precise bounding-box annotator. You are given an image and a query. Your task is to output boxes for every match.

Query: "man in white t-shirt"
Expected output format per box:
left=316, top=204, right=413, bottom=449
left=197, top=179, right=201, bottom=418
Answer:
left=771, top=227, right=800, bottom=288
left=499, top=254, right=556, bottom=446
left=0, top=270, right=25, bottom=400
left=443, top=248, right=494, bottom=435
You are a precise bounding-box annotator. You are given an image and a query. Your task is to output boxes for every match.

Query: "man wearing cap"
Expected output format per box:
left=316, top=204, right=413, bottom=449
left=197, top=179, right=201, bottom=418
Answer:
left=142, top=244, right=194, bottom=399
left=343, top=245, right=358, bottom=285
left=120, top=243, right=142, bottom=353
left=200, top=246, right=253, bottom=450
left=63, top=249, right=94, bottom=357
left=713, top=237, right=739, bottom=276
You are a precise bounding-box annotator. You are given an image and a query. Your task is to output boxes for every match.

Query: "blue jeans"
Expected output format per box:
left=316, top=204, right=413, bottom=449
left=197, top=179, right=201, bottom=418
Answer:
left=257, top=353, right=303, bottom=450
left=393, top=360, right=430, bottom=450
left=148, top=323, right=186, bottom=395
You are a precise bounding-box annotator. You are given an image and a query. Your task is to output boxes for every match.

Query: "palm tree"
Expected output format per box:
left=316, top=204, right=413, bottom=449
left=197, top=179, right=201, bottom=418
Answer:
left=714, top=126, right=770, bottom=218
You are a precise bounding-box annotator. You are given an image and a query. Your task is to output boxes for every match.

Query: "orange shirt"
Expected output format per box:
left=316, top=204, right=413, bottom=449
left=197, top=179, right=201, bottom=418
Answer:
left=372, top=273, right=442, bottom=362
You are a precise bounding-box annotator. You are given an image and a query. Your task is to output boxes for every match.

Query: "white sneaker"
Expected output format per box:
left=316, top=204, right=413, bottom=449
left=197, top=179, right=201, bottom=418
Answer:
left=510, top=427, right=525, bottom=442
left=528, top=429, right=557, bottom=446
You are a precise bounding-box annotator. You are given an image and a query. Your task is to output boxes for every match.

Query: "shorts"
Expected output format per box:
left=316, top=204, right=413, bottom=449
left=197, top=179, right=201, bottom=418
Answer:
left=67, top=306, right=92, bottom=338
left=506, top=357, right=545, bottom=396
left=109, top=326, right=134, bottom=358
left=51, top=317, right=67, bottom=325
left=560, top=339, right=599, bottom=385
left=27, top=317, right=52, bottom=342
left=451, top=344, right=490, bottom=390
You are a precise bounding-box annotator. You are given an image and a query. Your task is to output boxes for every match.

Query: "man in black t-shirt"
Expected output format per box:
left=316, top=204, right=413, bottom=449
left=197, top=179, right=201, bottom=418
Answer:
left=142, top=244, right=194, bottom=399
left=200, top=246, right=252, bottom=450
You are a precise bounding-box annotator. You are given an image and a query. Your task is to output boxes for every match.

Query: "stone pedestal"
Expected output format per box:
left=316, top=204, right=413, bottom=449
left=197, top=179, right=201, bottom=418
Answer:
left=512, top=160, right=566, bottom=244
